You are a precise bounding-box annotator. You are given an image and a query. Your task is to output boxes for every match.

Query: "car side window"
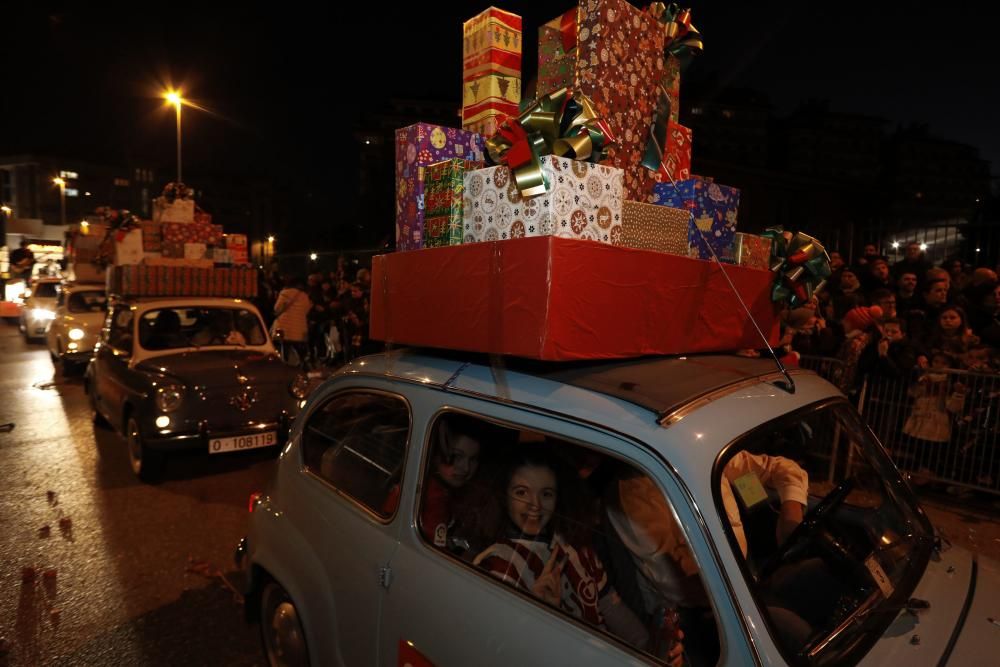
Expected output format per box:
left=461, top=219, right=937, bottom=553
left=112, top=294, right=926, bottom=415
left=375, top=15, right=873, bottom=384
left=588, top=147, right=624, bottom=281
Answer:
left=420, top=415, right=721, bottom=665
left=108, top=307, right=134, bottom=353
left=301, top=391, right=410, bottom=518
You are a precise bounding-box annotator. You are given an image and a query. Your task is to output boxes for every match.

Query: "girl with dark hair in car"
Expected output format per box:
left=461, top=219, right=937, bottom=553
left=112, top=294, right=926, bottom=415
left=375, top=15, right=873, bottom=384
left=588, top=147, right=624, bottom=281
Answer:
left=473, top=444, right=681, bottom=664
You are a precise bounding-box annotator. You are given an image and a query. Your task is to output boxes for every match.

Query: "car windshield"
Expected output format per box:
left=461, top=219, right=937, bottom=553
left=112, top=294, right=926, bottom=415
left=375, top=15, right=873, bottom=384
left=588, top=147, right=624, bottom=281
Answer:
left=32, top=282, right=60, bottom=298
left=138, top=307, right=267, bottom=351
left=68, top=291, right=107, bottom=313
left=715, top=400, right=933, bottom=666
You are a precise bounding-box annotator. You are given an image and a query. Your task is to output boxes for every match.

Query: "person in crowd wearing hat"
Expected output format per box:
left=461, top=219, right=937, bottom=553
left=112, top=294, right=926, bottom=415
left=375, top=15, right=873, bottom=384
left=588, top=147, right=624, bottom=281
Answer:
left=834, top=305, right=883, bottom=396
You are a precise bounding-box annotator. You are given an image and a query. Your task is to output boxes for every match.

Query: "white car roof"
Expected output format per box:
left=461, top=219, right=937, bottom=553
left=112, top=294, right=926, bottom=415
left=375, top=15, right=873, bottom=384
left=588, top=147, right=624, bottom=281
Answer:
left=120, top=297, right=262, bottom=315
left=342, top=349, right=843, bottom=477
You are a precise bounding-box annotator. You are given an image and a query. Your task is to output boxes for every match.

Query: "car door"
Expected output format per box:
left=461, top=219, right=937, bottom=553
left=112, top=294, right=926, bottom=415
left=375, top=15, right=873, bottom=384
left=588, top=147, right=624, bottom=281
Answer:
left=287, top=382, right=414, bottom=666
left=93, top=305, right=135, bottom=430
left=375, top=390, right=748, bottom=667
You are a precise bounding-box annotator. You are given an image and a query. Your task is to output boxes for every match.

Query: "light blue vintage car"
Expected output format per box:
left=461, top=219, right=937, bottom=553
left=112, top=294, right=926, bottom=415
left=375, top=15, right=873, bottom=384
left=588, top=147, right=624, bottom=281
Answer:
left=238, top=350, right=1000, bottom=666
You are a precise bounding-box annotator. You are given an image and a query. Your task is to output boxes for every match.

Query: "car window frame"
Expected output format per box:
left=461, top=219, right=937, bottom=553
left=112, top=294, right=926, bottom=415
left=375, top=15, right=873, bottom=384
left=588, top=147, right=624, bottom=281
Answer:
left=298, top=387, right=413, bottom=524
left=411, top=403, right=732, bottom=666
left=105, top=304, right=135, bottom=356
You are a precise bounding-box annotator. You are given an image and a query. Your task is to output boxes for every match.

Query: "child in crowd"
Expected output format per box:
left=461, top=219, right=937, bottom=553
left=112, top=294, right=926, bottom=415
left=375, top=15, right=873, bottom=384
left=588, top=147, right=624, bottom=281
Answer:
left=858, top=317, right=919, bottom=381
left=902, top=352, right=966, bottom=481
left=924, top=305, right=979, bottom=358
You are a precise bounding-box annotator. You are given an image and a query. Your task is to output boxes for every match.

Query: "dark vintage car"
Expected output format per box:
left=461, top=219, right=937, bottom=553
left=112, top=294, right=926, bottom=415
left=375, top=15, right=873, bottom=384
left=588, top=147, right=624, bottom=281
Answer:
left=85, top=297, right=307, bottom=482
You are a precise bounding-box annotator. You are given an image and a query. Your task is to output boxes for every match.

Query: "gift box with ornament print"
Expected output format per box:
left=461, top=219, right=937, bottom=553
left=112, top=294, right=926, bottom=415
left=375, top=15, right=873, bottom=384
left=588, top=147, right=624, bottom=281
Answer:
left=423, top=159, right=483, bottom=247
left=462, top=7, right=522, bottom=137
left=653, top=177, right=740, bottom=261
left=395, top=123, right=486, bottom=251
left=573, top=0, right=666, bottom=202
left=463, top=156, right=623, bottom=244
left=731, top=232, right=773, bottom=271
left=537, top=8, right=578, bottom=96
left=617, top=200, right=691, bottom=255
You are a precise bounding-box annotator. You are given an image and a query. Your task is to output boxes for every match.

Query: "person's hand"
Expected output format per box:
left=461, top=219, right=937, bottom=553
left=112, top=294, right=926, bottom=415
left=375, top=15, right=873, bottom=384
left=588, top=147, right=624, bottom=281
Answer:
left=776, top=501, right=804, bottom=545
left=878, top=338, right=890, bottom=357
left=531, top=548, right=565, bottom=607
left=664, top=629, right=685, bottom=667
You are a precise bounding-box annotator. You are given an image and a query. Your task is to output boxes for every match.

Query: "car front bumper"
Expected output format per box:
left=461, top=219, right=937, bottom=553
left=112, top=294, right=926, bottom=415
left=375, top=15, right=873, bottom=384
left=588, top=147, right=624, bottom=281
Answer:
left=144, top=414, right=292, bottom=453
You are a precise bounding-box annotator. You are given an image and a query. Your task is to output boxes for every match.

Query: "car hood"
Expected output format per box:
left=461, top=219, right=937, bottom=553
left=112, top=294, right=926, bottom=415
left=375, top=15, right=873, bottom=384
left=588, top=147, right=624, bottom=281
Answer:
left=135, top=349, right=297, bottom=387
left=861, top=546, right=1000, bottom=665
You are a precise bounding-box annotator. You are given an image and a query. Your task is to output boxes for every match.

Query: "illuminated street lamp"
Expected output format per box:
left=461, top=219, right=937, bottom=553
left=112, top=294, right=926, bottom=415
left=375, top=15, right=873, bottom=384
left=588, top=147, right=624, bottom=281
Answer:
left=164, top=89, right=184, bottom=183
left=53, top=177, right=66, bottom=226
left=309, top=252, right=318, bottom=261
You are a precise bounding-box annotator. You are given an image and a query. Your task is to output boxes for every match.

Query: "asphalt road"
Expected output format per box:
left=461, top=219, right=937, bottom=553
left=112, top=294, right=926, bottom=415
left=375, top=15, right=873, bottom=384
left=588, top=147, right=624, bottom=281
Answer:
left=0, top=322, right=271, bottom=666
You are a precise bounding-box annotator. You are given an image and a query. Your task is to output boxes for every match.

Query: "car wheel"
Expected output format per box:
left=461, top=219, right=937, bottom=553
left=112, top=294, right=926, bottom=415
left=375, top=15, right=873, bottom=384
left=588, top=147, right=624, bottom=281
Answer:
left=86, top=377, right=107, bottom=425
left=126, top=416, right=164, bottom=483
left=260, top=580, right=309, bottom=667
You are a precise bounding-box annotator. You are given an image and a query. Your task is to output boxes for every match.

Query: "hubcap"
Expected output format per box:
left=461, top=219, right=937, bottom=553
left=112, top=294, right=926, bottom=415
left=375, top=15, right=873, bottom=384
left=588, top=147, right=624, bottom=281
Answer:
left=265, top=598, right=307, bottom=666
left=127, top=420, right=143, bottom=474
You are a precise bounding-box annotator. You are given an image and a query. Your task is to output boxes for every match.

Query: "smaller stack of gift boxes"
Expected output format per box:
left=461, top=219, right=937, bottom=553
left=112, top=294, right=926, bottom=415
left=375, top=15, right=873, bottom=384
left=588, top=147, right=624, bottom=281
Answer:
left=380, top=2, right=782, bottom=361
left=66, top=193, right=256, bottom=298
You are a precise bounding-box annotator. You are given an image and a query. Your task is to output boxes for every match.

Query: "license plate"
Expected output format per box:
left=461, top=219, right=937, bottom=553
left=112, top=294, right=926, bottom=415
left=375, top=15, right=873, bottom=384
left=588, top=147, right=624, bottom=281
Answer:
left=208, top=431, right=277, bottom=454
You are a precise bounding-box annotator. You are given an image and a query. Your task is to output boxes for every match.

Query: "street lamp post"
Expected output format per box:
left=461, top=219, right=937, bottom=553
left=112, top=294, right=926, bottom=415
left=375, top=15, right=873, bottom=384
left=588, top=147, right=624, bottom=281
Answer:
left=165, top=90, right=184, bottom=183
left=52, top=177, right=66, bottom=226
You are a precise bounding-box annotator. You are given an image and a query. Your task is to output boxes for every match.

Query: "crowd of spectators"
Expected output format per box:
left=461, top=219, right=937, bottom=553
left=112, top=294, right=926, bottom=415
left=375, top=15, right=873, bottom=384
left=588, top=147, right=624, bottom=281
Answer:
left=773, top=241, right=1000, bottom=392
left=255, top=254, right=378, bottom=368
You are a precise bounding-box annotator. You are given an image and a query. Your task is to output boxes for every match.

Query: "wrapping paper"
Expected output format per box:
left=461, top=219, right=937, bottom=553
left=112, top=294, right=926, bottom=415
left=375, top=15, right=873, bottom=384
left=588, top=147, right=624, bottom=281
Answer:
left=653, top=177, right=740, bottom=261
left=107, top=265, right=258, bottom=298
left=463, top=156, right=623, bottom=244
left=732, top=232, right=773, bottom=271
left=462, top=7, right=522, bottom=136
left=618, top=200, right=690, bottom=255
left=395, top=123, right=486, bottom=251
left=370, top=236, right=778, bottom=361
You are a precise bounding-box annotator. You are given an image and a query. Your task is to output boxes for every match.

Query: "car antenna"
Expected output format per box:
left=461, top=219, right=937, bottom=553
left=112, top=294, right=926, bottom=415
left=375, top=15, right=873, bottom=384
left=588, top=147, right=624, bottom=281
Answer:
left=676, top=179, right=796, bottom=394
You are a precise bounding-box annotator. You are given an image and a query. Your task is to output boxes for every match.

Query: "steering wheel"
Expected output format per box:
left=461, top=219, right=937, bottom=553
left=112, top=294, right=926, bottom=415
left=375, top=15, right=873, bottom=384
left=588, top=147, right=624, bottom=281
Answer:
left=758, top=477, right=855, bottom=581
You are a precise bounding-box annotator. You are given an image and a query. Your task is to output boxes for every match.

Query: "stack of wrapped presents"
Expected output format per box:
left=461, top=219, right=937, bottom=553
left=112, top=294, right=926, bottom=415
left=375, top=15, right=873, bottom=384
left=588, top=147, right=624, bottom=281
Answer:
left=65, top=183, right=256, bottom=298
left=376, top=1, right=798, bottom=361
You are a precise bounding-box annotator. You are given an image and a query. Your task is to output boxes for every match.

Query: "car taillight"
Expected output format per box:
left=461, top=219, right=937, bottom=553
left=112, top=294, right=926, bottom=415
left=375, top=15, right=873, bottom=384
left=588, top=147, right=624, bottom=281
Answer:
left=248, top=491, right=263, bottom=513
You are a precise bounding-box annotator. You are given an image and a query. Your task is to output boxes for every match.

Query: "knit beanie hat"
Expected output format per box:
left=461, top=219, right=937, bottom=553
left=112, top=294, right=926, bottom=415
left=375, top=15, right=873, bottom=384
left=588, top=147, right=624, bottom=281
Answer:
left=843, top=305, right=883, bottom=334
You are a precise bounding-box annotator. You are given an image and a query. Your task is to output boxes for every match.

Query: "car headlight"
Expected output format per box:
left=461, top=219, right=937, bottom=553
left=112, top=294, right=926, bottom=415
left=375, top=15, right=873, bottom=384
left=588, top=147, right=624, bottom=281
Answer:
left=68, top=328, right=86, bottom=341
left=32, top=308, right=56, bottom=321
left=289, top=374, right=310, bottom=399
left=155, top=384, right=185, bottom=412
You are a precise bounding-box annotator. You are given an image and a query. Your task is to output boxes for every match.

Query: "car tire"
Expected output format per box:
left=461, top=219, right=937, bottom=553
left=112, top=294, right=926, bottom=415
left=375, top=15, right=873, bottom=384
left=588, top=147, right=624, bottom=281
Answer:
left=126, top=416, right=165, bottom=483
left=259, top=580, right=310, bottom=667
left=86, top=377, right=108, bottom=425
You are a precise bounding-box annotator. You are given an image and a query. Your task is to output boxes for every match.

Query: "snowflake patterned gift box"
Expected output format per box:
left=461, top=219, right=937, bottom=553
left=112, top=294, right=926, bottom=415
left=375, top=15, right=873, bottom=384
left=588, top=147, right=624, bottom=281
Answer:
left=462, top=7, right=522, bottom=138
left=652, top=177, right=741, bottom=262
left=463, top=156, right=623, bottom=244
left=395, top=123, right=485, bottom=252
left=423, top=159, right=482, bottom=248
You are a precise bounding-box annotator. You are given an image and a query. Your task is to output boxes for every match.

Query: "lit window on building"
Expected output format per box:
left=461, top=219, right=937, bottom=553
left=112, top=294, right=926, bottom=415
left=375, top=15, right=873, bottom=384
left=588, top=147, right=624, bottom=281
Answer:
left=66, top=188, right=79, bottom=197
left=691, top=107, right=703, bottom=115
left=59, top=170, right=79, bottom=180
left=114, top=178, right=130, bottom=187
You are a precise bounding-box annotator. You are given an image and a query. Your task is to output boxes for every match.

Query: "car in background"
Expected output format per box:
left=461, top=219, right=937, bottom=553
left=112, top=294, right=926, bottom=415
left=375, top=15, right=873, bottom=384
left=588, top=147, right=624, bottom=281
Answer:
left=46, top=283, right=108, bottom=374
left=85, top=296, right=307, bottom=482
left=238, top=350, right=1000, bottom=666
left=19, top=277, right=62, bottom=341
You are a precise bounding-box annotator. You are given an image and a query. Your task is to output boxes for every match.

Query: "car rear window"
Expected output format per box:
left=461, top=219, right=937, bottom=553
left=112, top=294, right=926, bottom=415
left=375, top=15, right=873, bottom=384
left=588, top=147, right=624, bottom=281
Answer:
left=68, top=291, right=107, bottom=313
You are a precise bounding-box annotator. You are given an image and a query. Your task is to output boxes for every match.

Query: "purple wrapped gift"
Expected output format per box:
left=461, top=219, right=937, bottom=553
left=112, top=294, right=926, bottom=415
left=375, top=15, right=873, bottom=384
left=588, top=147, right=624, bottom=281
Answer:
left=652, top=177, right=741, bottom=262
left=395, top=123, right=485, bottom=251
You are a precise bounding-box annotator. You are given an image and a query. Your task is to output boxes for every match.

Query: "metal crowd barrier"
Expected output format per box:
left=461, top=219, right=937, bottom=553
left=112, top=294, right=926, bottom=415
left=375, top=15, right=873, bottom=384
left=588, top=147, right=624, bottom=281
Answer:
left=800, top=355, right=1000, bottom=498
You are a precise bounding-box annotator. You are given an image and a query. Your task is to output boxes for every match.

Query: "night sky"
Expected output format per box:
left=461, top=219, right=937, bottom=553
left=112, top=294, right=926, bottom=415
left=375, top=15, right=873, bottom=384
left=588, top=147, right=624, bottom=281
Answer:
left=2, top=2, right=996, bottom=243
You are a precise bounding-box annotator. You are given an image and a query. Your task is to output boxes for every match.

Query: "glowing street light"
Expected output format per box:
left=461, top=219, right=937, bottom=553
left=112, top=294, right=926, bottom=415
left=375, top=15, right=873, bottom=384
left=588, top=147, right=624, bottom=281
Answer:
left=891, top=241, right=899, bottom=249
left=919, top=243, right=928, bottom=251
left=0, top=205, right=11, bottom=216
left=267, top=235, right=275, bottom=243
left=164, top=89, right=185, bottom=182
left=53, top=177, right=67, bottom=226
left=309, top=252, right=318, bottom=261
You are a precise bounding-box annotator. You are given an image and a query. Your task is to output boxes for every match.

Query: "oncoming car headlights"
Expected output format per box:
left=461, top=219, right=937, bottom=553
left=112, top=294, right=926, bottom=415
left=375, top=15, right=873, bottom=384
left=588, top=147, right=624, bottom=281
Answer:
left=289, top=374, right=310, bottom=400
left=155, top=384, right=185, bottom=412
left=68, top=328, right=86, bottom=341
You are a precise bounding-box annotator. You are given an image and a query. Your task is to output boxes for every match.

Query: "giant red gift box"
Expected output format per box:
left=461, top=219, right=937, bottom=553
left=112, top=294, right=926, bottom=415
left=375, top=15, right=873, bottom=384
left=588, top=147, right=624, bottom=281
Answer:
left=370, top=237, right=778, bottom=361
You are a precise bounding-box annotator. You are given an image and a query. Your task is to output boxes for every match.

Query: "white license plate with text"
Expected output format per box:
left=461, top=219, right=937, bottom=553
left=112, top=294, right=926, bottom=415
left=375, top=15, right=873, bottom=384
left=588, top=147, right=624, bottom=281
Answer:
left=209, top=431, right=277, bottom=454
